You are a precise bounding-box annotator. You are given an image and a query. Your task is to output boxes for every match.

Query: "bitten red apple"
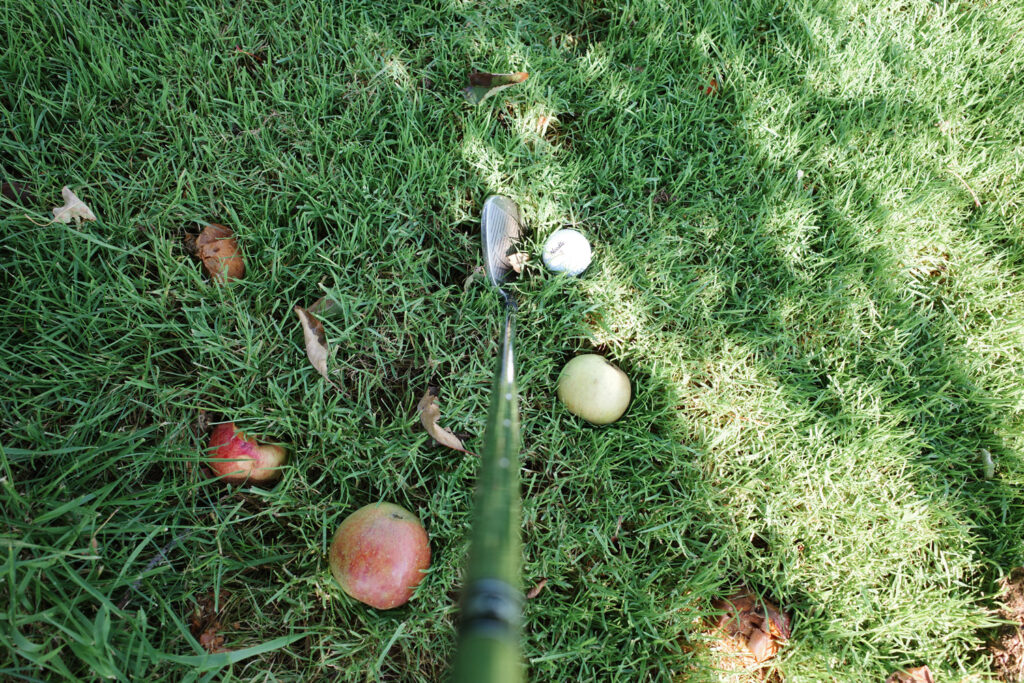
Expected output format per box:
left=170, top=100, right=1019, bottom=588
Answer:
left=206, top=422, right=287, bottom=484
left=329, top=503, right=431, bottom=610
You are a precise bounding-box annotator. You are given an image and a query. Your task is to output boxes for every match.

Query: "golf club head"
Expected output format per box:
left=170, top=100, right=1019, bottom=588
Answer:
left=481, top=195, right=523, bottom=288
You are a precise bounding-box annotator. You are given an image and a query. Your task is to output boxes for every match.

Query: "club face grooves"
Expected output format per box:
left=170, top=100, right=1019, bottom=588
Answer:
left=481, top=195, right=523, bottom=289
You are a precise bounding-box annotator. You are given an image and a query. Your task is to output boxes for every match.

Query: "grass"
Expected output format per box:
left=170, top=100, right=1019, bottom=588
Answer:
left=2, top=0, right=1024, bottom=680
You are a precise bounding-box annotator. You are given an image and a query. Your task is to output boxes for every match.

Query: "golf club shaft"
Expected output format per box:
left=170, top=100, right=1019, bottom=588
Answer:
left=452, top=305, right=523, bottom=683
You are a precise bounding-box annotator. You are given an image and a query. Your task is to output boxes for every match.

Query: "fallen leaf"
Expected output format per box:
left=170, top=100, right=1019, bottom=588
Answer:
left=194, top=409, right=211, bottom=439
left=526, top=578, right=548, bottom=599
left=762, top=600, right=792, bottom=640
left=191, top=223, right=245, bottom=283
left=537, top=116, right=552, bottom=137
left=464, top=71, right=529, bottom=105
left=886, top=665, right=934, bottom=683
left=190, top=591, right=232, bottom=654
left=508, top=252, right=530, bottom=274
left=1, top=181, right=32, bottom=204
left=294, top=305, right=333, bottom=385
left=417, top=386, right=468, bottom=453
left=746, top=626, right=775, bottom=663
left=711, top=586, right=790, bottom=665
left=703, top=78, right=719, bottom=95
left=199, top=630, right=229, bottom=654
left=652, top=188, right=677, bottom=205
left=714, top=590, right=759, bottom=637
left=308, top=296, right=338, bottom=316
left=52, top=186, right=97, bottom=224
left=463, top=265, right=485, bottom=293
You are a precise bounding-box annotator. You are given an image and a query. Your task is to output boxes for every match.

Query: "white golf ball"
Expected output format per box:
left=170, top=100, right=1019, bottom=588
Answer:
left=542, top=229, right=592, bottom=276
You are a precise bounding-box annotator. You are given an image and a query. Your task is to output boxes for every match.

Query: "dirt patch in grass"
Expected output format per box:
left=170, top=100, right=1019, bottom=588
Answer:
left=991, top=568, right=1024, bottom=682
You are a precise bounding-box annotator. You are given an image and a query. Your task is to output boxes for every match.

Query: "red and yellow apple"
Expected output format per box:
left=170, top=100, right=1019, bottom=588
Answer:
left=206, top=422, right=287, bottom=484
left=329, top=503, right=431, bottom=610
left=556, top=354, right=631, bottom=424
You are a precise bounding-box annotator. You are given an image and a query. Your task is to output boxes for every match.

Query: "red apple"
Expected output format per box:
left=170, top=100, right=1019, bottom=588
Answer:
left=206, top=422, right=287, bottom=484
left=329, top=503, right=431, bottom=610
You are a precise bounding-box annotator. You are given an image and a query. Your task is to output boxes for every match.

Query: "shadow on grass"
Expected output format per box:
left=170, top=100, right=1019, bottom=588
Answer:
left=455, top=0, right=1024, bottom=679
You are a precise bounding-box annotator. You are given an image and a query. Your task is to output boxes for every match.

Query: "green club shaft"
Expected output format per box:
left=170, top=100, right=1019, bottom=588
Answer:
left=452, top=308, right=523, bottom=683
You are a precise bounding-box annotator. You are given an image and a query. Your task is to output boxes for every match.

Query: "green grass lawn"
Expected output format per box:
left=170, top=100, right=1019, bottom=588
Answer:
left=3, top=0, right=1024, bottom=680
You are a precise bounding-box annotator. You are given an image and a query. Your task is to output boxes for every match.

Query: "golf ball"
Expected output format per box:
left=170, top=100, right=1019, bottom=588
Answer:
left=542, top=229, right=592, bottom=276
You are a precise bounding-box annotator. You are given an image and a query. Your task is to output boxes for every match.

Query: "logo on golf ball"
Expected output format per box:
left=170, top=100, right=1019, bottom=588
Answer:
left=542, top=229, right=592, bottom=276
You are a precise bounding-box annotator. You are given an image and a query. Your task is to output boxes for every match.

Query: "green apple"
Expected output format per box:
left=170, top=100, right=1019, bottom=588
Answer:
left=556, top=354, right=631, bottom=424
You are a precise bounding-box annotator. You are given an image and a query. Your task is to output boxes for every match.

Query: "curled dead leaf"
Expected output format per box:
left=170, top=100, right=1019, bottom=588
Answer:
left=294, top=305, right=334, bottom=386
left=199, top=630, right=229, bottom=654
left=508, top=252, right=530, bottom=274
left=468, top=71, right=529, bottom=88
left=537, top=116, right=553, bottom=137
left=526, top=578, right=548, bottom=599
left=463, top=265, right=485, bottom=293
left=417, top=386, right=468, bottom=453
left=308, top=296, right=338, bottom=317
left=190, top=591, right=232, bottom=654
left=711, top=587, right=790, bottom=665
left=886, top=665, right=934, bottom=683
left=464, top=71, right=529, bottom=105
left=746, top=627, right=774, bottom=663
left=194, top=409, right=211, bottom=439
left=52, top=186, right=97, bottom=224
left=190, top=223, right=244, bottom=283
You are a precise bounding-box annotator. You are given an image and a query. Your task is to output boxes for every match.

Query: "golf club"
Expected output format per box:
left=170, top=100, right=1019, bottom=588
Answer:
left=451, top=196, right=525, bottom=683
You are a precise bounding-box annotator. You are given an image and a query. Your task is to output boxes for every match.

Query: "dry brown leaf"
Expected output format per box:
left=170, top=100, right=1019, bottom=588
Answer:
left=537, top=116, right=553, bottom=137
left=308, top=296, right=338, bottom=316
left=463, top=265, right=485, bottom=293
left=526, top=578, right=548, bottom=599
left=746, top=627, right=776, bottom=663
left=294, top=305, right=333, bottom=385
left=763, top=601, right=791, bottom=640
left=194, top=409, right=211, bottom=439
left=191, top=223, right=244, bottom=283
left=52, top=186, right=97, bottom=224
left=714, top=591, right=759, bottom=637
left=508, top=252, right=530, bottom=274
left=417, top=386, right=468, bottom=453
left=464, top=71, right=529, bottom=105
left=710, top=587, right=790, bottom=667
left=190, top=591, right=232, bottom=654
left=2, top=181, right=31, bottom=204
left=886, top=665, right=934, bottom=683
left=198, top=630, right=229, bottom=654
